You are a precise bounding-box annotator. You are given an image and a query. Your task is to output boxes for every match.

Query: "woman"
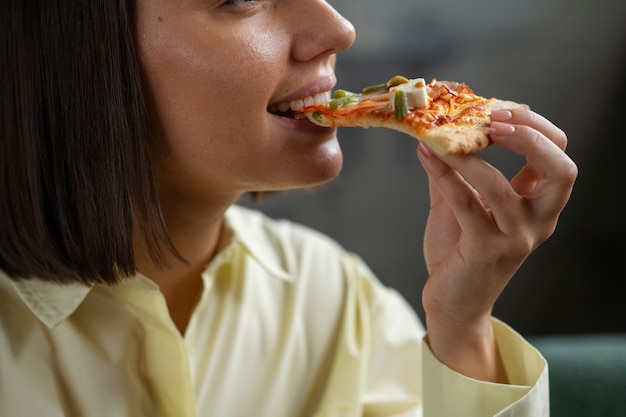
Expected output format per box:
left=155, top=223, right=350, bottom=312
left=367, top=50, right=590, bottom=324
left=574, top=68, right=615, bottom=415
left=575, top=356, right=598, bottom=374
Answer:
left=0, top=0, right=577, bottom=416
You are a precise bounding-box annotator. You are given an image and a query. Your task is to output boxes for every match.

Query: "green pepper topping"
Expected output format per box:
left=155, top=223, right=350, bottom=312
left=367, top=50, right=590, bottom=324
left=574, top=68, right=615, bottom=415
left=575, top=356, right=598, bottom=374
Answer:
left=387, top=75, right=410, bottom=88
left=394, top=90, right=408, bottom=120
left=312, top=111, right=324, bottom=123
left=330, top=95, right=359, bottom=110
left=333, top=89, right=348, bottom=99
left=362, top=83, right=388, bottom=95
left=333, top=89, right=357, bottom=100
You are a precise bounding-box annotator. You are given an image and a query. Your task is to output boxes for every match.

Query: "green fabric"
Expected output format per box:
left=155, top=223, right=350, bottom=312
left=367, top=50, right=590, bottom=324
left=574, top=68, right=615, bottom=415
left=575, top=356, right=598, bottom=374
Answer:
left=529, top=334, right=626, bottom=417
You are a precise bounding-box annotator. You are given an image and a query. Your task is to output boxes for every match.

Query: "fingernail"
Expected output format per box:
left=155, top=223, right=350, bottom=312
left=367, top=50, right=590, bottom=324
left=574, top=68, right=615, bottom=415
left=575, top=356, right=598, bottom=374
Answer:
left=491, top=109, right=513, bottom=121
left=490, top=121, right=516, bottom=137
left=418, top=142, right=433, bottom=158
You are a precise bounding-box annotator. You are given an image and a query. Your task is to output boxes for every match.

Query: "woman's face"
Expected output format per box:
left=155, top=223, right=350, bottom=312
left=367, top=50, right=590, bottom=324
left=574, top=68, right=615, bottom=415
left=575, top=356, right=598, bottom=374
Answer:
left=135, top=0, right=355, bottom=203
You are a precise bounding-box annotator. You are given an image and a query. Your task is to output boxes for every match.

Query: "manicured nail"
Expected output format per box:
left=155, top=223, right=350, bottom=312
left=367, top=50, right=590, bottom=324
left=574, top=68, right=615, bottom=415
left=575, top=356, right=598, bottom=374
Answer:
left=490, top=109, right=513, bottom=121
left=490, top=121, right=516, bottom=137
left=418, top=142, right=433, bottom=158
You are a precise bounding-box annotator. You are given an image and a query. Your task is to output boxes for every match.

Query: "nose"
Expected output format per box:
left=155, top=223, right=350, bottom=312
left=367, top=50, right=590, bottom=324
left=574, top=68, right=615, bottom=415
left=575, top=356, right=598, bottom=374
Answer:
left=290, top=0, right=356, bottom=62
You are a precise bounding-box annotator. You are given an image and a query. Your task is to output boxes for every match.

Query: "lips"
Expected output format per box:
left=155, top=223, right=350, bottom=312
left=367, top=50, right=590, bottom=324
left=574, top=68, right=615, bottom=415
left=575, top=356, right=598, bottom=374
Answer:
left=267, top=91, right=332, bottom=119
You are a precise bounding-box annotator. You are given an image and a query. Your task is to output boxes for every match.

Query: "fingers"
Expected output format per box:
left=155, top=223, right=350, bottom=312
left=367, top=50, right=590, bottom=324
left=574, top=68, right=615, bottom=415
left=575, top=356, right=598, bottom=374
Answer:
left=509, top=165, right=540, bottom=197
left=489, top=109, right=578, bottom=212
left=422, top=145, right=524, bottom=237
left=417, top=144, right=495, bottom=236
left=416, top=108, right=578, bottom=242
left=491, top=108, right=568, bottom=150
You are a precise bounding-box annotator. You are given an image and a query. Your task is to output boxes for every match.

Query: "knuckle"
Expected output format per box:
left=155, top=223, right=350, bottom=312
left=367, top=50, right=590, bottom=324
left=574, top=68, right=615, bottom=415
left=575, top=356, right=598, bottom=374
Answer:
left=537, top=224, right=556, bottom=244
left=526, top=109, right=541, bottom=125
left=561, top=159, right=579, bottom=184
left=508, top=232, right=537, bottom=261
left=527, top=127, right=545, bottom=148
left=555, top=127, right=568, bottom=149
left=453, top=189, right=482, bottom=213
left=520, top=111, right=568, bottom=150
left=531, top=224, right=557, bottom=251
left=516, top=124, right=544, bottom=149
left=489, top=171, right=515, bottom=205
left=552, top=158, right=578, bottom=190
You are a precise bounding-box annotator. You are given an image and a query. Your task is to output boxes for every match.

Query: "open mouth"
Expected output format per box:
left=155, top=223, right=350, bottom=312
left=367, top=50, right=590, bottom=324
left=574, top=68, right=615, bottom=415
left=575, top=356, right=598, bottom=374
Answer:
left=267, top=91, right=331, bottom=119
left=267, top=107, right=303, bottom=119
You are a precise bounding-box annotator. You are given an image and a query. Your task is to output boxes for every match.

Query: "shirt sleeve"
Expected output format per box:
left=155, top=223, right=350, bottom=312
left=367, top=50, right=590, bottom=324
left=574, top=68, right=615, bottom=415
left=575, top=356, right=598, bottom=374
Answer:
left=354, top=255, right=549, bottom=417
left=422, top=318, right=549, bottom=417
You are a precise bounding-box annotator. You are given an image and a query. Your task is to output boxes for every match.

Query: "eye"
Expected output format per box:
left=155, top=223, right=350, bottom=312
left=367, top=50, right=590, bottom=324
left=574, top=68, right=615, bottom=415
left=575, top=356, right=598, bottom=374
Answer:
left=221, top=0, right=260, bottom=7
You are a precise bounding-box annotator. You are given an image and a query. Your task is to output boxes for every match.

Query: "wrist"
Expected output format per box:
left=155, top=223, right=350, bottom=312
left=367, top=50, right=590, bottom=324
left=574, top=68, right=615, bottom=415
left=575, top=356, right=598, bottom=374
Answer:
left=425, top=314, right=509, bottom=383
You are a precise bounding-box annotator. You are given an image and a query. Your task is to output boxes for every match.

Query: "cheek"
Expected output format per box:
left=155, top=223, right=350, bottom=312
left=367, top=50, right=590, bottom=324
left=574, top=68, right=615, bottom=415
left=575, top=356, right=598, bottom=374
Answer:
left=136, top=9, right=340, bottom=190
left=214, top=33, right=286, bottom=117
left=243, top=31, right=285, bottom=74
left=141, top=27, right=286, bottom=144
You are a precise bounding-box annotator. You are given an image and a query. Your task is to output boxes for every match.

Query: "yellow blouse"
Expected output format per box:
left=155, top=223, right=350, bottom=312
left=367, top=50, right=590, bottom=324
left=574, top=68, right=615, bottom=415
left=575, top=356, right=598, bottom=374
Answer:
left=0, top=205, right=548, bottom=417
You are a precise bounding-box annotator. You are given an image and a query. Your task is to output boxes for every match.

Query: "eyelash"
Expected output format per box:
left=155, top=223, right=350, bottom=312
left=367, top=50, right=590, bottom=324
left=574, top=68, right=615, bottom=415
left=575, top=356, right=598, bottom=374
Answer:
left=222, top=0, right=260, bottom=7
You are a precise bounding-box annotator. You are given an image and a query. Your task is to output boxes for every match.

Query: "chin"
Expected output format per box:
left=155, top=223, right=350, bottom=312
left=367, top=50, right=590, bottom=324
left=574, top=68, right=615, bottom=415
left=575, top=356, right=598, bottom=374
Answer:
left=297, top=140, right=343, bottom=186
left=262, top=141, right=344, bottom=192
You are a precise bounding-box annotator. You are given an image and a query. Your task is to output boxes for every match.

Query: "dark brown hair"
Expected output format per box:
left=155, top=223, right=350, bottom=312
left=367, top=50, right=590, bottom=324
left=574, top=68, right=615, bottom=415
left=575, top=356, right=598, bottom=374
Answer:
left=0, top=0, right=178, bottom=285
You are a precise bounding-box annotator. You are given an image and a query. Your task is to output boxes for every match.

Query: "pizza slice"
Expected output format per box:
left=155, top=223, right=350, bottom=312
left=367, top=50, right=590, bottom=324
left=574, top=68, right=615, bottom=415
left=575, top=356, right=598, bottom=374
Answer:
left=295, top=76, right=528, bottom=156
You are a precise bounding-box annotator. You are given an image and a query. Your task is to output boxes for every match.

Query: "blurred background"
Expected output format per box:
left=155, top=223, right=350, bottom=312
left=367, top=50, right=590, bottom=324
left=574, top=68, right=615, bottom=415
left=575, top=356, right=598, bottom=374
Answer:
left=242, top=0, right=626, bottom=337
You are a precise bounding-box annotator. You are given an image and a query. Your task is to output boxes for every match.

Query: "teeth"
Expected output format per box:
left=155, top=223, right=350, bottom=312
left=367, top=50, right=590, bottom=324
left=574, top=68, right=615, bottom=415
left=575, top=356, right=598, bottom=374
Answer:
left=314, top=92, right=329, bottom=103
left=270, top=91, right=332, bottom=114
left=290, top=99, right=305, bottom=112
left=288, top=91, right=331, bottom=110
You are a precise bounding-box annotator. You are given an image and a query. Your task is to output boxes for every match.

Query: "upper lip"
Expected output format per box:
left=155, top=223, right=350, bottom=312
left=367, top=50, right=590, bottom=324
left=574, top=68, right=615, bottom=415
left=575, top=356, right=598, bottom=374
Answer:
left=269, top=74, right=336, bottom=107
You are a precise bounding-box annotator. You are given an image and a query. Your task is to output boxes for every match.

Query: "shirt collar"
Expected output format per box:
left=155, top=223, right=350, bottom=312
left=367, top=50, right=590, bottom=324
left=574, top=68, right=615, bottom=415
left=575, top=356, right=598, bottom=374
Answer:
left=7, top=205, right=291, bottom=329
left=223, top=205, right=292, bottom=282
left=8, top=274, right=92, bottom=329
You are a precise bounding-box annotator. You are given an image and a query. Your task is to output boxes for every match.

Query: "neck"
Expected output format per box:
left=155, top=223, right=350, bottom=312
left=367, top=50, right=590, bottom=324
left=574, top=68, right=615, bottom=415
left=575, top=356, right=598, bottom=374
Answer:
left=135, top=201, right=232, bottom=335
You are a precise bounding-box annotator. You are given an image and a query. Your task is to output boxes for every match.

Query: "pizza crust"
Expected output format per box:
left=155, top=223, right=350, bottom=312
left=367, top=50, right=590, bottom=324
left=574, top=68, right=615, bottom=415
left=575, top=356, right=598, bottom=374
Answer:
left=421, top=124, right=492, bottom=156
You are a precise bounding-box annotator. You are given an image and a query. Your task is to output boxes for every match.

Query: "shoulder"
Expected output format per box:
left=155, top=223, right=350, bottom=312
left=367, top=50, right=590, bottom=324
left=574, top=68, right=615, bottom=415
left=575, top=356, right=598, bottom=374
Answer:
left=224, top=205, right=415, bottom=309
left=225, top=204, right=383, bottom=301
left=226, top=204, right=349, bottom=265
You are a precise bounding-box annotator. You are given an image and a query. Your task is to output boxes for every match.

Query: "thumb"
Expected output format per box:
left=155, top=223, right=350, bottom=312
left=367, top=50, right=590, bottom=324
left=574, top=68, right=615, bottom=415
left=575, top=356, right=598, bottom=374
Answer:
left=417, top=143, right=446, bottom=209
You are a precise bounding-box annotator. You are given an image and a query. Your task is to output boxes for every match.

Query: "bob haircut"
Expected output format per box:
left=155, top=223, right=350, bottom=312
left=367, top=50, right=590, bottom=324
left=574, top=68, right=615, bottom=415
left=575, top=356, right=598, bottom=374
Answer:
left=0, top=0, right=179, bottom=285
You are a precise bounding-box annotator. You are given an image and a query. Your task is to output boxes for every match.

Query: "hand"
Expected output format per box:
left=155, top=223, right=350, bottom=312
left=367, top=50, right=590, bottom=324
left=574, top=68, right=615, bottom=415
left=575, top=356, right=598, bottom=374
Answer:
left=416, top=108, right=577, bottom=382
